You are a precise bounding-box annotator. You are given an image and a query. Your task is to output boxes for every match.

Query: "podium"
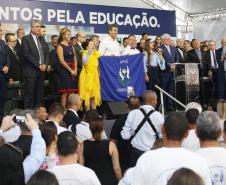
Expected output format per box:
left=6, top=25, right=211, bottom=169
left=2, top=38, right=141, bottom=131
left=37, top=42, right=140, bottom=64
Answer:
left=174, top=63, right=200, bottom=110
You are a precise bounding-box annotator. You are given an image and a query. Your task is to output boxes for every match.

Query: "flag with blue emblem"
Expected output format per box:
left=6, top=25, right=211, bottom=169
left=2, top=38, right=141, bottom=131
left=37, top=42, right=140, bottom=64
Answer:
left=99, top=53, right=146, bottom=101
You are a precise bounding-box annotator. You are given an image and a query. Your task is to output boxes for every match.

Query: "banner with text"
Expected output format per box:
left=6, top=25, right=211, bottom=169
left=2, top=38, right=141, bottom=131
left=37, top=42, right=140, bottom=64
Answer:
left=0, top=0, right=176, bottom=36
left=99, top=53, right=146, bottom=101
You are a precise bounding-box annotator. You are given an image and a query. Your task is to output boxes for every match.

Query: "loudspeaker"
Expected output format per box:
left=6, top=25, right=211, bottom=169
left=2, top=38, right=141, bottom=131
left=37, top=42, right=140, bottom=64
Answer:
left=97, top=101, right=127, bottom=119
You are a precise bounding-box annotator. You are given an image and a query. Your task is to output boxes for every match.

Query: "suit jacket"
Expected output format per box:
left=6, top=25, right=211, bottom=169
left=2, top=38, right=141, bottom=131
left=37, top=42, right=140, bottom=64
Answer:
left=176, top=46, right=189, bottom=63
left=216, top=47, right=225, bottom=72
left=63, top=109, right=81, bottom=128
left=0, top=39, right=9, bottom=74
left=187, top=49, right=205, bottom=63
left=21, top=34, right=49, bottom=77
left=74, top=43, right=83, bottom=76
left=6, top=45, right=23, bottom=81
left=159, top=44, right=179, bottom=70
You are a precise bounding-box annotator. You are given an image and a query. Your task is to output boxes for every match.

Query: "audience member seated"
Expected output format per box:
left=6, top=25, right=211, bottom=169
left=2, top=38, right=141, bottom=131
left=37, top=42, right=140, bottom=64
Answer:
left=196, top=111, right=226, bottom=185
left=182, top=108, right=200, bottom=151
left=121, top=90, right=164, bottom=167
left=13, top=109, right=37, bottom=159
left=46, top=103, right=67, bottom=135
left=48, top=131, right=101, bottom=185
left=81, top=117, right=122, bottom=185
left=35, top=106, right=48, bottom=125
left=119, top=112, right=211, bottom=185
left=27, top=170, right=59, bottom=185
left=63, top=94, right=81, bottom=128
left=110, top=96, right=141, bottom=173
left=40, top=121, right=59, bottom=169
left=0, top=113, right=46, bottom=184
left=167, top=168, right=205, bottom=185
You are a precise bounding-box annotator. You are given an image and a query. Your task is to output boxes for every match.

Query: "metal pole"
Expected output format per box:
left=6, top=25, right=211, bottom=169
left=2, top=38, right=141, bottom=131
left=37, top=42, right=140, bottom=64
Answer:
left=160, top=91, right=164, bottom=117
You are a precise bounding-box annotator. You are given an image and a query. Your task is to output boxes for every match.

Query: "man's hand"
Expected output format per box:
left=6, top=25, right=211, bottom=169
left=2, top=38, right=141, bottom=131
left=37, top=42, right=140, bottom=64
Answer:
left=2, top=66, right=9, bottom=74
left=170, top=64, right=176, bottom=72
left=39, top=64, right=46, bottom=72
left=145, top=74, right=149, bottom=82
left=208, top=70, right=213, bottom=78
left=24, top=114, right=39, bottom=131
left=0, top=115, right=15, bottom=132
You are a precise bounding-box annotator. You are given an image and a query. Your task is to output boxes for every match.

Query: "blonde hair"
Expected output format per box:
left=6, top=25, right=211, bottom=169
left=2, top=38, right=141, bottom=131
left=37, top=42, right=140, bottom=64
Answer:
left=58, top=27, right=71, bottom=43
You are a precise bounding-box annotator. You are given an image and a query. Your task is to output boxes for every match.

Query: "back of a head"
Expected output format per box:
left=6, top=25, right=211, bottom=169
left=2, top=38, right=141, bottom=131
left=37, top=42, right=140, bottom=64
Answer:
left=84, top=109, right=100, bottom=123
left=142, top=90, right=157, bottom=105
left=127, top=96, right=141, bottom=111
left=186, top=109, right=199, bottom=125
left=164, top=112, right=188, bottom=141
left=167, top=168, right=204, bottom=185
left=48, top=103, right=64, bottom=117
left=57, top=131, right=78, bottom=156
left=0, top=144, right=24, bottom=185
left=19, top=109, right=37, bottom=133
left=89, top=117, right=104, bottom=141
left=40, top=121, right=57, bottom=147
left=67, top=94, right=80, bottom=108
left=196, top=111, right=221, bottom=141
left=27, top=170, right=59, bottom=185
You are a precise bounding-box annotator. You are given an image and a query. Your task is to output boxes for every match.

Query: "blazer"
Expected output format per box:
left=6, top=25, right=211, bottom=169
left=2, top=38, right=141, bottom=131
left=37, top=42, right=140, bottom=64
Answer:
left=63, top=109, right=81, bottom=128
left=21, top=34, right=49, bottom=77
left=187, top=49, right=206, bottom=64
left=176, top=46, right=189, bottom=63
left=74, top=43, right=83, bottom=76
left=216, top=47, right=225, bottom=72
left=0, top=39, right=9, bottom=74
left=159, top=44, right=179, bottom=70
left=6, top=45, right=23, bottom=81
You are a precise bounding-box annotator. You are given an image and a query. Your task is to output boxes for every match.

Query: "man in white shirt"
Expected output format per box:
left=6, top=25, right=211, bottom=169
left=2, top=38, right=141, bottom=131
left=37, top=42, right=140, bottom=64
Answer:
left=121, top=90, right=164, bottom=166
left=46, top=103, right=67, bottom=135
left=98, top=24, right=121, bottom=56
left=196, top=111, right=226, bottom=185
left=119, top=112, right=211, bottom=185
left=49, top=131, right=101, bottom=185
left=121, top=34, right=140, bottom=56
left=182, top=108, right=200, bottom=151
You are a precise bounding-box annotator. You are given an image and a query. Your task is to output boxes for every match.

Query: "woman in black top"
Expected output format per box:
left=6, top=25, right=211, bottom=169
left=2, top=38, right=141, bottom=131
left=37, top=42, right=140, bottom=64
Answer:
left=81, top=116, right=122, bottom=185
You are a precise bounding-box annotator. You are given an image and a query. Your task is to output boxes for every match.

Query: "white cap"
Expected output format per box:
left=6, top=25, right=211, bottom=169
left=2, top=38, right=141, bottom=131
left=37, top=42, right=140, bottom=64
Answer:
left=185, top=102, right=202, bottom=113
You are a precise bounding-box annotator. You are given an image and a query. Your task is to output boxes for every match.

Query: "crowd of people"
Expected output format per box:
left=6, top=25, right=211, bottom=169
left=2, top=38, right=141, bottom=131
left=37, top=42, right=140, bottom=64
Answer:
left=1, top=19, right=226, bottom=185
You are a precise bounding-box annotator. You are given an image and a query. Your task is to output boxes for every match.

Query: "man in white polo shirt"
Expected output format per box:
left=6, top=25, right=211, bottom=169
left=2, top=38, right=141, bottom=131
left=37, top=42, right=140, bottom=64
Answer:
left=119, top=112, right=211, bottom=185
left=98, top=24, right=121, bottom=56
left=196, top=111, right=226, bottom=185
left=121, top=34, right=140, bottom=56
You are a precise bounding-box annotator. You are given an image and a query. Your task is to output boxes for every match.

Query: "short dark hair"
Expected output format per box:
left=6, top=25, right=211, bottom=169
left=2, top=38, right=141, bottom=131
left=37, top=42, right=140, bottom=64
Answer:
left=51, top=35, right=58, bottom=40
left=164, top=112, right=188, bottom=141
left=84, top=109, right=100, bottom=123
left=41, top=24, right=46, bottom=28
left=167, top=168, right=204, bottom=185
left=142, top=32, right=149, bottom=37
left=57, top=131, right=78, bottom=156
left=48, top=103, right=64, bottom=117
left=185, top=109, right=199, bottom=125
left=108, top=24, right=118, bottom=32
left=5, top=33, right=15, bottom=43
left=70, top=36, right=76, bottom=41
left=128, top=34, right=135, bottom=39
left=90, top=35, right=99, bottom=41
left=40, top=121, right=57, bottom=147
left=89, top=117, right=104, bottom=141
left=27, top=170, right=59, bottom=185
left=126, top=96, right=141, bottom=110
left=123, top=37, right=128, bottom=42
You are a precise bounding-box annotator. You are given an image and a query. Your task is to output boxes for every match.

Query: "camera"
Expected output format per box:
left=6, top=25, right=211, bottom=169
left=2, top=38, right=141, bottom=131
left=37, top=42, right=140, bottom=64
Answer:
left=13, top=116, right=26, bottom=125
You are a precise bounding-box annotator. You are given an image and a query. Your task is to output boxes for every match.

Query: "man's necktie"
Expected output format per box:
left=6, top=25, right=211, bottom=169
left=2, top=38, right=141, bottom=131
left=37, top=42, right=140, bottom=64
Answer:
left=36, top=36, right=44, bottom=64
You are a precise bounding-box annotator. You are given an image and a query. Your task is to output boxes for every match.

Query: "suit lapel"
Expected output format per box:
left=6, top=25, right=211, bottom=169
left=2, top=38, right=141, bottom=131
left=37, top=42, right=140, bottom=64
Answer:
left=29, top=34, right=39, bottom=56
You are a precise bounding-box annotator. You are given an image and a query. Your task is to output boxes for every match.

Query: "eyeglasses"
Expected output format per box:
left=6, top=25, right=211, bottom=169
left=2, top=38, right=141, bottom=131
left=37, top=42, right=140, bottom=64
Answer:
left=5, top=143, right=23, bottom=154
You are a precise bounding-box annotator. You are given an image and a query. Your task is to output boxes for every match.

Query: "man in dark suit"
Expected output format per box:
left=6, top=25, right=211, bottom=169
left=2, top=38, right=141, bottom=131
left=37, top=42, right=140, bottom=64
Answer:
left=215, top=39, right=226, bottom=100
left=5, top=33, right=23, bottom=83
left=176, top=38, right=188, bottom=63
left=159, top=34, right=179, bottom=111
left=21, top=19, right=49, bottom=108
left=75, top=32, right=86, bottom=78
left=63, top=94, right=81, bottom=128
left=0, top=33, right=9, bottom=120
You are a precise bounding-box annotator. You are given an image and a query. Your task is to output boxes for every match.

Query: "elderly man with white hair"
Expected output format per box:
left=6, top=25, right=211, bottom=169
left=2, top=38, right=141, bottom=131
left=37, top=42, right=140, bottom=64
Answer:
left=196, top=111, right=226, bottom=185
left=159, top=33, right=179, bottom=111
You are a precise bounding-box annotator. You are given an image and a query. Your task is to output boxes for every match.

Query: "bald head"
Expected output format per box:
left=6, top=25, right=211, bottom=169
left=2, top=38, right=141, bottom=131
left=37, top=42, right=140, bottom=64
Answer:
left=142, top=90, right=158, bottom=108
left=67, top=94, right=81, bottom=111
left=76, top=32, right=86, bottom=43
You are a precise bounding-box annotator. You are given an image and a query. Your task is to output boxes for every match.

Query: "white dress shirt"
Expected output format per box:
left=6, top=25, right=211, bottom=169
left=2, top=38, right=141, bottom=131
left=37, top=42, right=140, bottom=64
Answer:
left=210, top=50, right=218, bottom=68
left=46, top=120, right=67, bottom=135
left=98, top=36, right=121, bottom=56
left=23, top=129, right=46, bottom=183
left=164, top=44, right=171, bottom=55
left=121, top=105, right=164, bottom=151
left=121, top=45, right=140, bottom=56
left=49, top=164, right=101, bottom=185
left=181, top=129, right=200, bottom=152
left=123, top=147, right=211, bottom=185
left=31, top=33, right=42, bottom=64
left=197, top=147, right=226, bottom=185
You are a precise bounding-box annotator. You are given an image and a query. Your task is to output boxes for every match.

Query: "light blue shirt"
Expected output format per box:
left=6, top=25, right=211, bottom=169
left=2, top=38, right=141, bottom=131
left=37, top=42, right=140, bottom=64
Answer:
left=143, top=52, right=166, bottom=73
left=23, top=129, right=46, bottom=183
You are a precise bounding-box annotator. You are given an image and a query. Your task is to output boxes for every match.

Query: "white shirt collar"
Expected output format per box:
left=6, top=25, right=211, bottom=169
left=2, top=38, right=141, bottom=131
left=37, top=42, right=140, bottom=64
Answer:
left=68, top=109, right=78, bottom=117
left=108, top=35, right=117, bottom=41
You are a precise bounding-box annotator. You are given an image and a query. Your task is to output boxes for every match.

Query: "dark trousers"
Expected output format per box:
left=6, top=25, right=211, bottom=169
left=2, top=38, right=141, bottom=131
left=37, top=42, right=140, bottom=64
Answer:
left=24, top=73, right=45, bottom=109
left=0, top=74, right=6, bottom=120
left=148, top=66, right=159, bottom=91
left=130, top=147, right=145, bottom=167
left=159, top=70, right=175, bottom=109
left=214, top=69, right=225, bottom=99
